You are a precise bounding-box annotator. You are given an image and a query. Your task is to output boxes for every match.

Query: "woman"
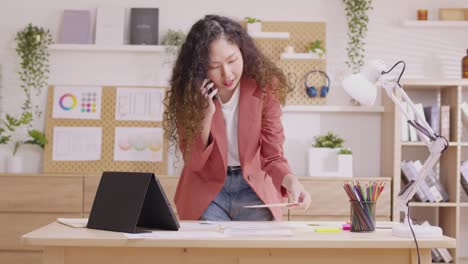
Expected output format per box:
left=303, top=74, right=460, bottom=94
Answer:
left=163, top=15, right=311, bottom=221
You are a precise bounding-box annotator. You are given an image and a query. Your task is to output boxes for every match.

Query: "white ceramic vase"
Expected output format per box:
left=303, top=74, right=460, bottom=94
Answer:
left=7, top=155, right=23, bottom=173
left=308, top=147, right=340, bottom=176
left=247, top=22, right=262, bottom=33
left=338, top=154, right=353, bottom=177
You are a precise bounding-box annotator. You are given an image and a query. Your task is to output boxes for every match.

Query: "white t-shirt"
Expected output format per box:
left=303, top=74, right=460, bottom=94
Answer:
left=220, top=85, right=241, bottom=166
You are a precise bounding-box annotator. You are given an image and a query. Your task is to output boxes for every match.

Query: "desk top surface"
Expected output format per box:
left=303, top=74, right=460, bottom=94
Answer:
left=22, top=221, right=455, bottom=249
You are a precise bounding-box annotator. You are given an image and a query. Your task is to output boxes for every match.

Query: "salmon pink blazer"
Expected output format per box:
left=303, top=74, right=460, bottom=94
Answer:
left=174, top=77, right=291, bottom=220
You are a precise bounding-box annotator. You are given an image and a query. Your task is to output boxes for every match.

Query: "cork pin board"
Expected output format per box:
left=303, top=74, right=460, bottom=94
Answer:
left=43, top=85, right=167, bottom=174
left=245, top=21, right=327, bottom=105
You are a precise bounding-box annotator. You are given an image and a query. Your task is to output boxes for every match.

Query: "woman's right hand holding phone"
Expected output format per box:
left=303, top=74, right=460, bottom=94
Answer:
left=200, top=79, right=218, bottom=118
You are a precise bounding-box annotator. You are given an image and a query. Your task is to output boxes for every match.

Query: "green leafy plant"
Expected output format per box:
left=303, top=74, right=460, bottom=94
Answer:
left=0, top=112, right=48, bottom=156
left=162, top=29, right=186, bottom=47
left=162, top=29, right=186, bottom=58
left=312, top=132, right=344, bottom=148
left=15, top=23, right=53, bottom=119
left=343, top=0, right=373, bottom=73
left=305, top=40, right=326, bottom=58
left=245, top=17, right=262, bottom=23
left=338, top=148, right=352, bottom=155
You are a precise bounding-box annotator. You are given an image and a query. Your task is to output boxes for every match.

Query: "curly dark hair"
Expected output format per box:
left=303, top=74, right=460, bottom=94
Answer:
left=163, top=15, right=290, bottom=155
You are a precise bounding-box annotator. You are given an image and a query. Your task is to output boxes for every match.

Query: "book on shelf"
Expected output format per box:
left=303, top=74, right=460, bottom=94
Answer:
left=414, top=103, right=429, bottom=142
left=440, top=105, right=450, bottom=140
left=413, top=160, right=449, bottom=202
left=59, top=9, right=93, bottom=44
left=401, top=102, right=410, bottom=142
left=423, top=105, right=440, bottom=135
left=461, top=161, right=468, bottom=196
left=407, top=102, right=418, bottom=142
left=130, top=8, right=159, bottom=45
left=95, top=7, right=125, bottom=45
left=401, top=161, right=429, bottom=202
left=462, top=101, right=468, bottom=126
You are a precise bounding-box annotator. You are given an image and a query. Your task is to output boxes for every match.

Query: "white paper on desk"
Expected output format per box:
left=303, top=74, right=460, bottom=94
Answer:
left=125, top=231, right=224, bottom=239
left=243, top=202, right=299, bottom=208
left=53, top=127, right=102, bottom=161
left=115, top=87, right=163, bottom=121
left=224, top=228, right=292, bottom=237
left=57, top=218, right=88, bottom=228
left=179, top=222, right=222, bottom=231
left=113, top=127, right=163, bottom=162
left=223, top=223, right=293, bottom=237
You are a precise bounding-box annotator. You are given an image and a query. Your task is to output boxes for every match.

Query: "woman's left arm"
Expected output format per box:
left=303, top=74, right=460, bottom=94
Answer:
left=260, top=88, right=311, bottom=209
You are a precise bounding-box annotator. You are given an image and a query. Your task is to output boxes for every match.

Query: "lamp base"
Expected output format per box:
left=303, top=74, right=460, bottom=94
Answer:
left=392, top=222, right=443, bottom=238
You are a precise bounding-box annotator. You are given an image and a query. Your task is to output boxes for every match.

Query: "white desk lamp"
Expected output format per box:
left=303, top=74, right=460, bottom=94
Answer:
left=342, top=60, right=448, bottom=238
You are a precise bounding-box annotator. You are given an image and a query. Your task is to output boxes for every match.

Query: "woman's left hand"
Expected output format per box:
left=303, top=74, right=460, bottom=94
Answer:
left=281, top=174, right=311, bottom=210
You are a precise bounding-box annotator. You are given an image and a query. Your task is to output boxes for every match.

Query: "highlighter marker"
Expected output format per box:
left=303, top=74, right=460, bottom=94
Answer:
left=314, top=227, right=342, bottom=233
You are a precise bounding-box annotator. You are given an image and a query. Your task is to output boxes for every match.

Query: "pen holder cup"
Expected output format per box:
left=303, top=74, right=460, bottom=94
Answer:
left=349, top=201, right=376, bottom=232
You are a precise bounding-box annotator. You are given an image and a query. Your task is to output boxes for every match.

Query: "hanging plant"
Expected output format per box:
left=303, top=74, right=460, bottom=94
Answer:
left=15, top=23, right=53, bottom=119
left=343, top=0, right=373, bottom=74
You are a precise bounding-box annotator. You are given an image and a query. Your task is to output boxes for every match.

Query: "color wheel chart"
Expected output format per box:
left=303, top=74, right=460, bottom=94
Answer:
left=44, top=85, right=168, bottom=174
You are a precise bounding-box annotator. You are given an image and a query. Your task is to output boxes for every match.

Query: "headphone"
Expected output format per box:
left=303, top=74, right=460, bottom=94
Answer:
left=304, top=70, right=330, bottom=98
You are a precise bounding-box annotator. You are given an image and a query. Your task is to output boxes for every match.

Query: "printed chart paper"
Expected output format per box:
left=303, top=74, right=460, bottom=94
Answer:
left=52, top=127, right=102, bottom=161
left=114, top=127, right=163, bottom=162
left=115, top=87, right=163, bottom=121
left=53, top=86, right=102, bottom=119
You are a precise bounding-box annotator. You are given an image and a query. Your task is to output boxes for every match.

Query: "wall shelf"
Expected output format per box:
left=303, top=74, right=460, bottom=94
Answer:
left=401, top=79, right=468, bottom=88
left=408, top=202, right=459, bottom=207
left=280, top=52, right=324, bottom=60
left=282, top=105, right=384, bottom=113
left=249, top=32, right=289, bottom=39
left=401, top=141, right=458, bottom=147
left=48, top=44, right=175, bottom=53
left=402, top=20, right=468, bottom=28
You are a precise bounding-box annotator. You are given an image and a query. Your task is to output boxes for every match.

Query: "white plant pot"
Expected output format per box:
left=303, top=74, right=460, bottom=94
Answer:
left=338, top=154, right=353, bottom=177
left=7, top=155, right=23, bottom=174
left=247, top=22, right=262, bottom=33
left=308, top=147, right=340, bottom=177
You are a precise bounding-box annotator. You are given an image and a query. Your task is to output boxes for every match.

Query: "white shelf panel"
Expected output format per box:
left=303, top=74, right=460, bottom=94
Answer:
left=280, top=52, right=324, bottom=60
left=401, top=141, right=458, bottom=147
left=408, top=202, right=458, bottom=207
left=401, top=79, right=468, bottom=88
left=249, top=32, right=289, bottom=39
left=282, top=105, right=384, bottom=113
left=49, top=44, right=174, bottom=53
left=402, top=20, right=468, bottom=28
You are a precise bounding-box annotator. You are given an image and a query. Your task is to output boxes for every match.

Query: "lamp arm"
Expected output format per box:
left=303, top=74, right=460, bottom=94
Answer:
left=380, top=78, right=449, bottom=213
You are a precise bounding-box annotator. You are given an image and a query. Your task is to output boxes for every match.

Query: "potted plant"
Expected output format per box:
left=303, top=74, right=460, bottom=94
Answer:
left=245, top=16, right=262, bottom=33
left=0, top=112, right=47, bottom=173
left=305, top=40, right=326, bottom=58
left=161, top=29, right=186, bottom=57
left=308, top=132, right=353, bottom=177
left=15, top=23, right=53, bottom=120
left=338, top=148, right=353, bottom=177
left=343, top=0, right=373, bottom=74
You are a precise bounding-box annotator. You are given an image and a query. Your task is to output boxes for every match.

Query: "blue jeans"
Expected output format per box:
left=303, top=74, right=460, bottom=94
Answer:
left=200, top=166, right=273, bottom=221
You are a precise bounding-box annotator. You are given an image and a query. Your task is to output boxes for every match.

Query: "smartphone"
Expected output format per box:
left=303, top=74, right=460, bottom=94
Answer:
left=206, top=80, right=218, bottom=100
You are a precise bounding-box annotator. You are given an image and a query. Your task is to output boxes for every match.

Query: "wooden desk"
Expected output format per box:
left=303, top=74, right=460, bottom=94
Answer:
left=22, top=221, right=455, bottom=264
